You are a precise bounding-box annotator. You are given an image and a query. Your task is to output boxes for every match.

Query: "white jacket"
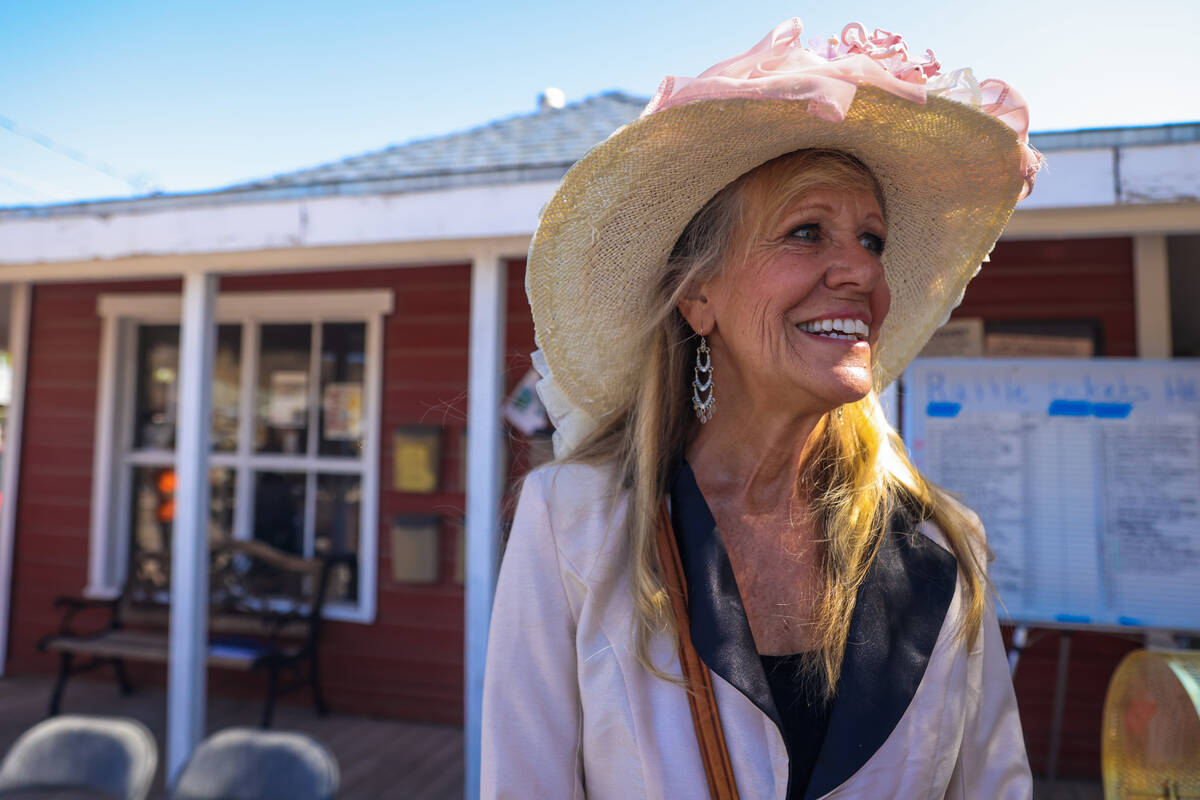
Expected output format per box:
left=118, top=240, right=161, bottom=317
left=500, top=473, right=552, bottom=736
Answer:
left=482, top=462, right=1032, bottom=799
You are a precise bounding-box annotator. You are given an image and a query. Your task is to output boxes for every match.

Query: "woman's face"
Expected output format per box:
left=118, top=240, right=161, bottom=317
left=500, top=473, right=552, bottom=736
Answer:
left=690, top=183, right=890, bottom=416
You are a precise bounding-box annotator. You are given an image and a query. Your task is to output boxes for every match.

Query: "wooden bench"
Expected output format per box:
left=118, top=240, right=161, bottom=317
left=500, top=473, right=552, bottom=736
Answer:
left=39, top=540, right=352, bottom=727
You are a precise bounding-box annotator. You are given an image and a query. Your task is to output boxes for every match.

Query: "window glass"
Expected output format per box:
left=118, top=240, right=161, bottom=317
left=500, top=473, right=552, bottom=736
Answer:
left=319, top=322, right=366, bottom=457
left=253, top=471, right=306, bottom=555
left=256, top=324, right=311, bottom=454
left=133, top=326, right=179, bottom=449
left=133, top=324, right=242, bottom=451
left=316, top=473, right=361, bottom=601
left=128, top=466, right=236, bottom=591
left=211, top=326, right=242, bottom=452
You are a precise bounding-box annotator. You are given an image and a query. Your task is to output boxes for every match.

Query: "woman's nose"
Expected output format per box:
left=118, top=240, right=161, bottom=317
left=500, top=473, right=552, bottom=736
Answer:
left=825, top=242, right=885, bottom=291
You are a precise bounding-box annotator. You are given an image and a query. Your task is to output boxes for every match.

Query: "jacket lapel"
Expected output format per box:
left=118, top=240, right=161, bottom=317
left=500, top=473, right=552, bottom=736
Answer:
left=670, top=461, right=782, bottom=729
left=669, top=463, right=958, bottom=800
left=803, top=506, right=957, bottom=799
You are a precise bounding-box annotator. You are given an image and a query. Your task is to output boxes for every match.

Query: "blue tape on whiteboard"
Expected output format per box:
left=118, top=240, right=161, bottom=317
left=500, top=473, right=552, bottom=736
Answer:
left=1055, top=613, right=1091, bottom=624
left=1118, top=616, right=1143, bottom=626
left=1048, top=400, right=1091, bottom=417
left=1092, top=402, right=1132, bottom=419
left=926, top=402, right=962, bottom=418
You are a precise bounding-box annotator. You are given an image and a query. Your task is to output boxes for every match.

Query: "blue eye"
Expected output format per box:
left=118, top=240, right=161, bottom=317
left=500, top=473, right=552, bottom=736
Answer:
left=789, top=224, right=820, bottom=242
left=859, top=233, right=885, bottom=254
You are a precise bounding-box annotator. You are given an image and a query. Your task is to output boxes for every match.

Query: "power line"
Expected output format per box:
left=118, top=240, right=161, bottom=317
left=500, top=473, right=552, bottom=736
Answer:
left=0, top=175, right=47, bottom=202
left=0, top=113, right=156, bottom=193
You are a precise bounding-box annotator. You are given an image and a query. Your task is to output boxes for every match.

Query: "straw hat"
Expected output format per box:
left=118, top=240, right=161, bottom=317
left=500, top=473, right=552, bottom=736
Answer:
left=527, top=18, right=1042, bottom=455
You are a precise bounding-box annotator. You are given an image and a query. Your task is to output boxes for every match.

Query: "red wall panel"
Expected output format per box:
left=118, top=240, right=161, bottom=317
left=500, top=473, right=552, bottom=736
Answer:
left=955, top=237, right=1137, bottom=355
left=7, top=279, right=180, bottom=674
left=5, top=262, right=534, bottom=726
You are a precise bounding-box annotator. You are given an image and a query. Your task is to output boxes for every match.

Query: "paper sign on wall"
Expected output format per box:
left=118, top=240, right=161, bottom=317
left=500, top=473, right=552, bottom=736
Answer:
left=392, top=426, right=441, bottom=493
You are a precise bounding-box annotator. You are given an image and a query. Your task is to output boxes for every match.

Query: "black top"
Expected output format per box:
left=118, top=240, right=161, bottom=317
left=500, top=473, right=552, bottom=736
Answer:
left=668, top=460, right=957, bottom=799
left=759, top=653, right=833, bottom=798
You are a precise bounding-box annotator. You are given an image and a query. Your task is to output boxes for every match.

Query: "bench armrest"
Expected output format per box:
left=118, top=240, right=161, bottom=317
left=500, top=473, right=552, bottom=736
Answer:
left=43, top=595, right=121, bottom=642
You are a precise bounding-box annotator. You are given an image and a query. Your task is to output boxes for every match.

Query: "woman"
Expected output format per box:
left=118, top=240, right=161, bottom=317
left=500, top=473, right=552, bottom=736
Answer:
left=483, top=18, right=1041, bottom=800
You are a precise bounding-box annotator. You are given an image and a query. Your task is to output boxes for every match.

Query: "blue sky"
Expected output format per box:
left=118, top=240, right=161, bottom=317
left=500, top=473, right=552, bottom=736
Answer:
left=1, top=0, right=1196, bottom=207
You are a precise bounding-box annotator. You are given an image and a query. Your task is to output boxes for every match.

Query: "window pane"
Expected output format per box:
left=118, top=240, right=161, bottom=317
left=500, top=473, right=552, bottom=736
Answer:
left=133, top=324, right=242, bottom=451
left=319, top=322, right=366, bottom=457
left=316, top=474, right=360, bottom=602
left=128, top=466, right=236, bottom=591
left=253, top=471, right=306, bottom=555
left=256, top=324, right=311, bottom=454
left=133, top=326, right=179, bottom=449
left=211, top=326, right=242, bottom=452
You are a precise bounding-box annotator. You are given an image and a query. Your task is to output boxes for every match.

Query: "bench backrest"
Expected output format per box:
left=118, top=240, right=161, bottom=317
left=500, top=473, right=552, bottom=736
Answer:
left=120, top=540, right=336, bottom=640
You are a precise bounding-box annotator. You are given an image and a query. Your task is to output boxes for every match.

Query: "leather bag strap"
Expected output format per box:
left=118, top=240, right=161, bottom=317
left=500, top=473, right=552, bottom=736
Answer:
left=656, top=502, right=741, bottom=800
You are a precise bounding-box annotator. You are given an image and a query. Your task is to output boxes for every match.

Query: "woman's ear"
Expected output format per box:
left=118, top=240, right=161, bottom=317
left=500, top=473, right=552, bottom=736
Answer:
left=677, top=282, right=715, bottom=336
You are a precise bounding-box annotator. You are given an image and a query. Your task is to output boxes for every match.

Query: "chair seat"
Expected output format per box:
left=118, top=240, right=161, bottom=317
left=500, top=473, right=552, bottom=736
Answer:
left=170, top=728, right=339, bottom=800
left=0, top=715, right=157, bottom=800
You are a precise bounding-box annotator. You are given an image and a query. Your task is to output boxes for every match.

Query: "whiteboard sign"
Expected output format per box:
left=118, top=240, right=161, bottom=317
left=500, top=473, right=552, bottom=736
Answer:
left=902, top=359, right=1200, bottom=632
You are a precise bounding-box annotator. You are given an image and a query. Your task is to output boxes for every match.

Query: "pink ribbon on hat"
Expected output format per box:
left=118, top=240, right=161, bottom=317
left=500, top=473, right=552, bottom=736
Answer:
left=644, top=18, right=1043, bottom=196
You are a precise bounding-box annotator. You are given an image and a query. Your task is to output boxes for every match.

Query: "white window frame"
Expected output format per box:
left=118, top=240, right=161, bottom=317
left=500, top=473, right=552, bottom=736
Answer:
left=87, top=290, right=392, bottom=624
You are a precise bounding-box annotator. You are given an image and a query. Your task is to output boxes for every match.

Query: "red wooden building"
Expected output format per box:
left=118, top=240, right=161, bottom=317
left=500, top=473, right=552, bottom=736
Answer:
left=0, top=93, right=1196, bottom=783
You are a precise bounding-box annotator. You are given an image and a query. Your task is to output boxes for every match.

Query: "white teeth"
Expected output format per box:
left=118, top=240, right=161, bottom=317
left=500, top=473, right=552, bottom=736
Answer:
left=800, top=317, right=870, bottom=341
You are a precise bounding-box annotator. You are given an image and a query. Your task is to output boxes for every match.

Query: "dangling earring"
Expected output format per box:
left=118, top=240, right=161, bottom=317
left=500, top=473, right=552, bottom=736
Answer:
left=692, top=335, right=715, bottom=423
left=836, top=406, right=844, bottom=421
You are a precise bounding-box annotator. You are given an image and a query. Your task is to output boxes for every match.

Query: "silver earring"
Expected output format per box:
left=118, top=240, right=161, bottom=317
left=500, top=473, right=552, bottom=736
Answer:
left=692, top=336, right=715, bottom=423
left=836, top=406, right=844, bottom=421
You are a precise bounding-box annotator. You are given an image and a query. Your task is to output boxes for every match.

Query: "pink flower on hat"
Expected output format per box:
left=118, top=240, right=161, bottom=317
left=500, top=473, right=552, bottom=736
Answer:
left=644, top=17, right=1042, bottom=195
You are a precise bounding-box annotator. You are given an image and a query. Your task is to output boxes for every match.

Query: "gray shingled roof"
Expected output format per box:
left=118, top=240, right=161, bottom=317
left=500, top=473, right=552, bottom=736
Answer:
left=235, top=90, right=648, bottom=192
left=0, top=91, right=649, bottom=219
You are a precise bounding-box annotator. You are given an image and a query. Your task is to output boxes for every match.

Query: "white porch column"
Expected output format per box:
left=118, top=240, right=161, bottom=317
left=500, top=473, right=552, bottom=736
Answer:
left=1133, top=234, right=1172, bottom=358
left=464, top=251, right=507, bottom=800
left=0, top=283, right=32, bottom=675
left=167, top=272, right=218, bottom=784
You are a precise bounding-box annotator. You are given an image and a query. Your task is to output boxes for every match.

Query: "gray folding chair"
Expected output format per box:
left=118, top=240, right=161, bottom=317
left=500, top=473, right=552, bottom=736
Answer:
left=0, top=714, right=157, bottom=800
left=170, top=728, right=339, bottom=800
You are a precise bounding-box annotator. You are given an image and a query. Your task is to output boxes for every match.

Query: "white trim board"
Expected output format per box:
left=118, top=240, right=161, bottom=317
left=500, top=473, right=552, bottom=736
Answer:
left=0, top=182, right=555, bottom=267
left=1004, top=202, right=1200, bottom=240
left=98, top=290, right=394, bottom=321
left=0, top=236, right=533, bottom=284
left=0, top=284, right=31, bottom=675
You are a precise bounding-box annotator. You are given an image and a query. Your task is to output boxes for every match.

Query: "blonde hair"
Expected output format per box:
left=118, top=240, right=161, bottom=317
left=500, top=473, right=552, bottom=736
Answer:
left=565, top=150, right=988, bottom=698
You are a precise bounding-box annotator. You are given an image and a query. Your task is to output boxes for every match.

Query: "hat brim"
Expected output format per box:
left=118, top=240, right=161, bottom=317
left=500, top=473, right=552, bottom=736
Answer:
left=527, top=85, right=1026, bottom=420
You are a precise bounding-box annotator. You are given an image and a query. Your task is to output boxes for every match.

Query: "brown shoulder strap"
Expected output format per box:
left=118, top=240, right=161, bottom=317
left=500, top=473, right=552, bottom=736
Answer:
left=656, top=502, right=741, bottom=800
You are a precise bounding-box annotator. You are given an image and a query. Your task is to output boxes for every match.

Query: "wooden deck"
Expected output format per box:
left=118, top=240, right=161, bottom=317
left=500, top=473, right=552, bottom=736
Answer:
left=0, top=674, right=462, bottom=799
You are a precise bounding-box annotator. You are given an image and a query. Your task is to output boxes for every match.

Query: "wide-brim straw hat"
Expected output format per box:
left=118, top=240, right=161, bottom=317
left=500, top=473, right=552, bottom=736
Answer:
left=527, top=18, right=1043, bottom=455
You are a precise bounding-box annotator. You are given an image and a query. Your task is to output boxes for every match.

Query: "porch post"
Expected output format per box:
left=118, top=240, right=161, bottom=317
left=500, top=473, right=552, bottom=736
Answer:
left=1133, top=234, right=1172, bottom=358
left=0, top=283, right=32, bottom=676
left=167, top=272, right=218, bottom=784
left=464, top=251, right=506, bottom=800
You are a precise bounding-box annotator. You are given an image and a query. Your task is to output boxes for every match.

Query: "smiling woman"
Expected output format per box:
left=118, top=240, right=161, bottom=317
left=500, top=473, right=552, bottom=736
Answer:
left=484, top=16, right=1041, bottom=800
